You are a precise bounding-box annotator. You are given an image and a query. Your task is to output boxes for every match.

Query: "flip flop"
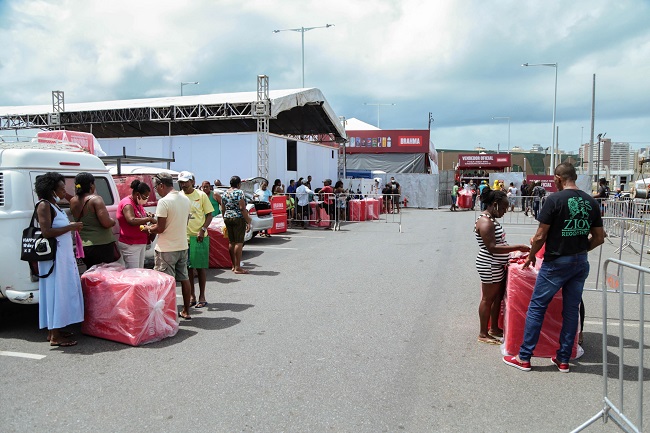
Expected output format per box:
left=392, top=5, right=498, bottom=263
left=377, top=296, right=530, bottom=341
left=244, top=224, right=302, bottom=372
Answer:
left=234, top=269, right=249, bottom=274
left=50, top=339, right=77, bottom=347
left=47, top=331, right=74, bottom=342
left=488, top=330, right=504, bottom=339
left=189, top=300, right=197, bottom=307
left=178, top=311, right=192, bottom=320
left=195, top=301, right=208, bottom=308
left=477, top=337, right=501, bottom=345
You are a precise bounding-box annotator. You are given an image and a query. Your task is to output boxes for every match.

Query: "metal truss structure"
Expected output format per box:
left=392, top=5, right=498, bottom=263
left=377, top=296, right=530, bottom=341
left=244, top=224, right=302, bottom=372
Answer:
left=256, top=75, right=270, bottom=179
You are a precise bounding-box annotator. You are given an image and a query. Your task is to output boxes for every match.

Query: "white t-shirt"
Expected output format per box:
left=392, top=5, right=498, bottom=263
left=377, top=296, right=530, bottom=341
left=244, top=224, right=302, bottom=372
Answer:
left=155, top=190, right=191, bottom=253
left=296, top=185, right=312, bottom=206
left=508, top=186, right=518, bottom=197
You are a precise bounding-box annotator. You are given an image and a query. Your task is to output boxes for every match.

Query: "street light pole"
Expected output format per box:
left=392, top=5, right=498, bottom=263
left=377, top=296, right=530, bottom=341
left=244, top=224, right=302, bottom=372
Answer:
left=492, top=116, right=511, bottom=153
left=181, top=81, right=199, bottom=96
left=273, top=24, right=334, bottom=88
left=363, top=102, right=396, bottom=128
left=522, top=62, right=558, bottom=175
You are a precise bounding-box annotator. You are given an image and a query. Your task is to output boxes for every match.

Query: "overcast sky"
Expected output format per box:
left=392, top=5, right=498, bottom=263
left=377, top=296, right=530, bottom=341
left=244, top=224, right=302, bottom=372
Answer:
left=1, top=0, right=648, bottom=152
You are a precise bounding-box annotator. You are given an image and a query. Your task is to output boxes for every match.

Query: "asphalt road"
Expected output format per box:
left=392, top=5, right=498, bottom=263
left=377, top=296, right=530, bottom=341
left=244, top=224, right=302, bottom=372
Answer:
left=0, top=208, right=646, bottom=432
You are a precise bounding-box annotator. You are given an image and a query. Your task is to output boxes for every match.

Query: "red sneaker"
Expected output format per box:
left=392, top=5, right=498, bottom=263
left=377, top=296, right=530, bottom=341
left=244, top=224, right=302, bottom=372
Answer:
left=551, top=357, right=570, bottom=373
left=502, top=355, right=531, bottom=371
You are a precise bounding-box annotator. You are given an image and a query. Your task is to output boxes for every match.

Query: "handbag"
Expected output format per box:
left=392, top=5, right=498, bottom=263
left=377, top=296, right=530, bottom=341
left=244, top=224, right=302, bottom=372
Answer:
left=21, top=200, right=57, bottom=278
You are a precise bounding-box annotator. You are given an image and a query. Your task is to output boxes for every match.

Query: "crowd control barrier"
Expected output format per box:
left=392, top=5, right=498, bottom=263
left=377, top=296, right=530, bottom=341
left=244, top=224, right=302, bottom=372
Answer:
left=284, top=193, right=402, bottom=233
left=572, top=258, right=648, bottom=433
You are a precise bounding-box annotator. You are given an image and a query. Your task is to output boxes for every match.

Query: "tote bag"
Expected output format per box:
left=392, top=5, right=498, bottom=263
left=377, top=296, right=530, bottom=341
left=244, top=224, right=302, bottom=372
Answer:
left=21, top=200, right=57, bottom=278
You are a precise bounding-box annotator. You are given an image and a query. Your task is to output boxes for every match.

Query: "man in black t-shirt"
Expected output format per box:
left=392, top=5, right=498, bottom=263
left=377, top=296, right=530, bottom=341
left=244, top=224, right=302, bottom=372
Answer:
left=503, top=163, right=605, bottom=373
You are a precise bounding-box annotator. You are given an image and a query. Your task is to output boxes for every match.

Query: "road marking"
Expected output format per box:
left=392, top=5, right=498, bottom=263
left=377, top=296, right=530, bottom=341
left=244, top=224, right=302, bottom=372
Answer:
left=0, top=351, right=46, bottom=360
left=584, top=320, right=650, bottom=329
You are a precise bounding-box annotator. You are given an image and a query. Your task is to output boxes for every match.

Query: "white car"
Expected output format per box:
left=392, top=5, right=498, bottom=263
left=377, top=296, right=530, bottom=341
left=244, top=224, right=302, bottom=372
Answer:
left=214, top=177, right=274, bottom=242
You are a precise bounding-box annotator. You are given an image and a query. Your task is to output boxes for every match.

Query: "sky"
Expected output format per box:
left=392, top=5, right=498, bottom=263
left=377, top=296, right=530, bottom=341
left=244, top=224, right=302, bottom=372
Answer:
left=1, top=0, right=649, bottom=153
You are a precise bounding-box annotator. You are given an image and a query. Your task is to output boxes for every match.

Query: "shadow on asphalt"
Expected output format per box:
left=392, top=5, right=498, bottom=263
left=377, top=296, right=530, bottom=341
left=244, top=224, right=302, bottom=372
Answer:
left=208, top=303, right=254, bottom=312
left=571, top=331, right=650, bottom=381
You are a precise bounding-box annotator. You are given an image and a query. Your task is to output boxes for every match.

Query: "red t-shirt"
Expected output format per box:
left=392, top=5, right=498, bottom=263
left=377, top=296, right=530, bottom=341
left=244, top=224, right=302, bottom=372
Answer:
left=320, top=185, right=334, bottom=204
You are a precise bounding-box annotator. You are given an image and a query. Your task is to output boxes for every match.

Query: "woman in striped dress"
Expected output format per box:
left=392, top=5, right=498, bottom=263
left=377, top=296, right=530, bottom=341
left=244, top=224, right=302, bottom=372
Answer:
left=475, top=188, right=530, bottom=344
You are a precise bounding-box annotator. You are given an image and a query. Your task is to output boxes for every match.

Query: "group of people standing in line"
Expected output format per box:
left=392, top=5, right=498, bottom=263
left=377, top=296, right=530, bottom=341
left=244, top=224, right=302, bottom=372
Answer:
left=33, top=170, right=258, bottom=345
left=451, top=178, right=547, bottom=217
left=473, top=163, right=605, bottom=373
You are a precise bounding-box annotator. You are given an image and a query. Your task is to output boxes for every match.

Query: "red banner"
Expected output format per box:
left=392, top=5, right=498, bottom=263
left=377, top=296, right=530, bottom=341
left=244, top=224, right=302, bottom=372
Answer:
left=457, top=153, right=511, bottom=169
left=526, top=175, right=557, bottom=192
left=345, top=130, right=430, bottom=153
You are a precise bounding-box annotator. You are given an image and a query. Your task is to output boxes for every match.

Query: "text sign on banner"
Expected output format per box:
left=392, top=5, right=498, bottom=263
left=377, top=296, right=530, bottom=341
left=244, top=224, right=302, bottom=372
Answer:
left=527, top=175, right=557, bottom=192
left=457, top=154, right=511, bottom=169
left=345, top=130, right=430, bottom=154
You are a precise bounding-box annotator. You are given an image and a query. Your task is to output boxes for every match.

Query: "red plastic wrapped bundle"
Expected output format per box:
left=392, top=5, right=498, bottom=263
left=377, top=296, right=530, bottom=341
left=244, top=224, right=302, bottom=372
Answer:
left=378, top=197, right=384, bottom=214
left=457, top=190, right=473, bottom=209
left=504, top=259, right=579, bottom=358
left=309, top=202, right=331, bottom=227
left=349, top=199, right=367, bottom=221
left=268, top=213, right=287, bottom=234
left=81, top=264, right=178, bottom=346
left=365, top=198, right=380, bottom=220
left=208, top=219, right=232, bottom=269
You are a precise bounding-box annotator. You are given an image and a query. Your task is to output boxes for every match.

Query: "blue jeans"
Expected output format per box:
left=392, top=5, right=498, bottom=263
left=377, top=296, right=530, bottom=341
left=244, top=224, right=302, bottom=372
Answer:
left=519, top=253, right=589, bottom=362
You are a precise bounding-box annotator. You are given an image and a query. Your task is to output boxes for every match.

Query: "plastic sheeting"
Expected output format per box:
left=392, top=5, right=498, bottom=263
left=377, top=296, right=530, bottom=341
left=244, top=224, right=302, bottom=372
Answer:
left=504, top=258, right=580, bottom=359
left=81, top=264, right=178, bottom=346
left=386, top=173, right=438, bottom=209
left=208, top=218, right=232, bottom=269
left=345, top=153, right=427, bottom=173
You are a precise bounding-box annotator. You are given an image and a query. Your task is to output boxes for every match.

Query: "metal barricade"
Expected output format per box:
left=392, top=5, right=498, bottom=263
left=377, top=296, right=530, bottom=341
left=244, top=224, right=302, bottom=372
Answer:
left=572, top=258, right=647, bottom=433
left=286, top=192, right=402, bottom=232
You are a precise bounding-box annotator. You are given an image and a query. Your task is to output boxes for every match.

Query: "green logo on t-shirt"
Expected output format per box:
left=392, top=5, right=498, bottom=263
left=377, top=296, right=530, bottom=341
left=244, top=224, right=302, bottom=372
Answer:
left=563, top=196, right=592, bottom=236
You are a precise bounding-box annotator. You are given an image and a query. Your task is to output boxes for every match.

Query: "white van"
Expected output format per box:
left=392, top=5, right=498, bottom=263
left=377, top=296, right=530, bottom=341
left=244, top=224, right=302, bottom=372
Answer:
left=0, top=138, right=120, bottom=304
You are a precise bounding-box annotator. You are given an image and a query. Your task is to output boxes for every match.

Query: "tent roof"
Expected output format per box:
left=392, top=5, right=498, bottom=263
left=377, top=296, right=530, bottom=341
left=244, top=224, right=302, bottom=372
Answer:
left=0, top=88, right=346, bottom=141
left=345, top=117, right=380, bottom=130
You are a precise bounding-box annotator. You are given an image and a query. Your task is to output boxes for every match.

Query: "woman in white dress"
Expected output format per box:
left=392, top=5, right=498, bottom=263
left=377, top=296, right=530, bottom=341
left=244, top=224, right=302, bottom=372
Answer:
left=34, top=172, right=84, bottom=347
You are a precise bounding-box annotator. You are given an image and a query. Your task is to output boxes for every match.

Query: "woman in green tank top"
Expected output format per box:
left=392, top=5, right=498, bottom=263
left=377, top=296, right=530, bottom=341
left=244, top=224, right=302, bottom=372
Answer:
left=70, top=172, right=119, bottom=269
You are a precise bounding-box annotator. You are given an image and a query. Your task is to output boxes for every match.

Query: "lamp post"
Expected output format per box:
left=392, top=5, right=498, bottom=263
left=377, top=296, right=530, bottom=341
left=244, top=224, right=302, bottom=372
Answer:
left=272, top=24, right=334, bottom=88
left=363, top=102, right=396, bottom=128
left=180, top=81, right=199, bottom=96
left=522, top=62, right=558, bottom=175
left=492, top=116, right=511, bottom=153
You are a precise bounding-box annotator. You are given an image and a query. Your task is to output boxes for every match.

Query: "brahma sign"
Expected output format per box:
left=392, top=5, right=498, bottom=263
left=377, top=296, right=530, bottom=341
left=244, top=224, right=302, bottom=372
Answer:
left=345, top=130, right=430, bottom=153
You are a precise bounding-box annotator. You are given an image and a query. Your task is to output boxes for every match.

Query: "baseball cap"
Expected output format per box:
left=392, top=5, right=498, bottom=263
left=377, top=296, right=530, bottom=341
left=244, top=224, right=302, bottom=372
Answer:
left=178, top=171, right=194, bottom=182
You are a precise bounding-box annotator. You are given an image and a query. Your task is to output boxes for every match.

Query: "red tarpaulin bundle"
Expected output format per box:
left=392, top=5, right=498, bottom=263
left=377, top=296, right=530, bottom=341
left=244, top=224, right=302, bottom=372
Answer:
left=81, top=264, right=178, bottom=346
left=457, top=190, right=473, bottom=209
left=349, top=199, right=367, bottom=221
left=365, top=198, right=380, bottom=220
left=504, top=258, right=579, bottom=359
left=208, top=218, right=233, bottom=269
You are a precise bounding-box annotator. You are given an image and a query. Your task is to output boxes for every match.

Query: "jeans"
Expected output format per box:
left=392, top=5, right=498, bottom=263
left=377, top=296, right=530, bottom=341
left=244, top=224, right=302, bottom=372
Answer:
left=519, top=253, right=589, bottom=363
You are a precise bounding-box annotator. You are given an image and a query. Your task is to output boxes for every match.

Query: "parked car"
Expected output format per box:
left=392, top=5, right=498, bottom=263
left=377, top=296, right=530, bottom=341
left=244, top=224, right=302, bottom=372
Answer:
left=214, top=177, right=274, bottom=242
left=0, top=138, right=120, bottom=304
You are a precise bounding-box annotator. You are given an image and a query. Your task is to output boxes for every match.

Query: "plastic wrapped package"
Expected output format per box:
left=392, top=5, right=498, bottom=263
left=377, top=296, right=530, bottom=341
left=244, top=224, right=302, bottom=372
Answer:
left=364, top=198, right=380, bottom=220
left=378, top=197, right=384, bottom=214
left=208, top=218, right=233, bottom=269
left=457, top=190, right=473, bottom=209
left=268, top=213, right=287, bottom=234
left=504, top=259, right=579, bottom=359
left=81, top=264, right=178, bottom=346
left=309, top=202, right=331, bottom=227
left=349, top=199, right=367, bottom=221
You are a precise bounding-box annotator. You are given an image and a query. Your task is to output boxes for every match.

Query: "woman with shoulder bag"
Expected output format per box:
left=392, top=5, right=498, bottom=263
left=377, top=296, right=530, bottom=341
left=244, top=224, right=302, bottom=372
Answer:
left=70, top=172, right=119, bottom=269
left=116, top=179, right=157, bottom=269
left=34, top=172, right=84, bottom=347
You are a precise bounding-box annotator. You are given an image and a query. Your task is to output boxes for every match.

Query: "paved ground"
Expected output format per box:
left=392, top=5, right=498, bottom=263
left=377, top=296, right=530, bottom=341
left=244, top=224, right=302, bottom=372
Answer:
left=0, top=208, right=647, bottom=432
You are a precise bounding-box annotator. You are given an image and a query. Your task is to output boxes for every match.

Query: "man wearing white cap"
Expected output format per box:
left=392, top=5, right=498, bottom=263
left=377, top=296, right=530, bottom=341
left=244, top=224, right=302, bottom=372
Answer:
left=178, top=171, right=213, bottom=309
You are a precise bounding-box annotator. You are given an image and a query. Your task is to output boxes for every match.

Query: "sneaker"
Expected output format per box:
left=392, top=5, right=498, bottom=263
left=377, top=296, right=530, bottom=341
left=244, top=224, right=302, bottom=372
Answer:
left=551, top=357, right=570, bottom=373
left=502, top=355, right=531, bottom=371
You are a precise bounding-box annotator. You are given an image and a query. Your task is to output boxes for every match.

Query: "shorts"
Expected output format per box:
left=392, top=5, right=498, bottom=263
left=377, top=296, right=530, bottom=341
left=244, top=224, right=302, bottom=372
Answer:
left=298, top=204, right=309, bottom=219
left=154, top=249, right=189, bottom=281
left=224, top=217, right=246, bottom=244
left=508, top=197, right=515, bottom=206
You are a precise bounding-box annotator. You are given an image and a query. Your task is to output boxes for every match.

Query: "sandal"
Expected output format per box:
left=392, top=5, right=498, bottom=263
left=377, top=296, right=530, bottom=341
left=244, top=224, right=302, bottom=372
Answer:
left=47, top=331, right=74, bottom=342
left=195, top=301, right=208, bottom=308
left=178, top=311, right=192, bottom=320
left=477, top=337, right=501, bottom=345
left=50, top=339, right=77, bottom=347
left=488, top=330, right=504, bottom=339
